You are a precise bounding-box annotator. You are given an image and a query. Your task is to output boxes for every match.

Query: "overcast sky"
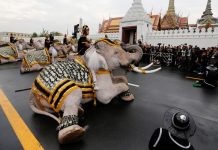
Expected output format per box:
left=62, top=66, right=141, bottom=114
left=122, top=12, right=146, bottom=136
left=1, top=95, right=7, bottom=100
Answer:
left=0, top=0, right=217, bottom=35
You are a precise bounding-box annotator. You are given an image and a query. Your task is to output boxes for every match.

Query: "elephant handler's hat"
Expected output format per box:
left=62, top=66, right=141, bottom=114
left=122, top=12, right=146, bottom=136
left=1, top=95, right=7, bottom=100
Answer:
left=164, top=107, right=196, bottom=139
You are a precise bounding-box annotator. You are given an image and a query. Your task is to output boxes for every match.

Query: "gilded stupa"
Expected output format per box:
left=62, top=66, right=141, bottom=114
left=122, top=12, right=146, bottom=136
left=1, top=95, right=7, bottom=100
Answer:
left=197, top=0, right=218, bottom=28
left=160, top=0, right=188, bottom=30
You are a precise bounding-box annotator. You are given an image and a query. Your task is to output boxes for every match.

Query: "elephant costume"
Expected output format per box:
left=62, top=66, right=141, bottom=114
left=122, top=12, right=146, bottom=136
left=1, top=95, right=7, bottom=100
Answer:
left=20, top=40, right=75, bottom=73
left=0, top=43, right=20, bottom=64
left=29, top=38, right=160, bottom=144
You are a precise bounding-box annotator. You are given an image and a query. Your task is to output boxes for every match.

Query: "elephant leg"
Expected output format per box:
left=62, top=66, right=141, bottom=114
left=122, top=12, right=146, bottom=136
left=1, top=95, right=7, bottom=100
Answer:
left=97, top=82, right=129, bottom=104
left=109, top=81, right=134, bottom=102
left=111, top=75, right=128, bottom=84
left=111, top=76, right=134, bottom=102
left=0, top=58, right=9, bottom=64
left=58, top=89, right=86, bottom=144
left=120, top=89, right=134, bottom=102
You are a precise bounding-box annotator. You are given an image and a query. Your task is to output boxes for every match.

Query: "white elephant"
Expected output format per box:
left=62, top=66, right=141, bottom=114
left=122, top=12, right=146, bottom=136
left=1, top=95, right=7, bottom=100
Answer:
left=20, top=48, right=51, bottom=73
left=32, top=40, right=44, bottom=50
left=29, top=38, right=160, bottom=144
left=0, top=42, right=20, bottom=64
left=49, top=40, right=76, bottom=63
left=20, top=40, right=76, bottom=73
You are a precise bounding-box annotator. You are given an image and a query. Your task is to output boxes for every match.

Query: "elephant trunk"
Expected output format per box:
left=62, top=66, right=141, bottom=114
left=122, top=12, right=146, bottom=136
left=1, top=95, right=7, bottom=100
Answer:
left=122, top=44, right=143, bottom=65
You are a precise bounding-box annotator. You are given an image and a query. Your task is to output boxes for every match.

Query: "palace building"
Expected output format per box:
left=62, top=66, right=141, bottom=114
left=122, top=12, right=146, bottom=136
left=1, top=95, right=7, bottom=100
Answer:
left=98, top=0, right=189, bottom=33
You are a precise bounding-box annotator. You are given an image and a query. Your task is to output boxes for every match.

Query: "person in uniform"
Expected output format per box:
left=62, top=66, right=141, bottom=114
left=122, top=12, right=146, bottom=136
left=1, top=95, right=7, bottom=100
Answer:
left=10, top=33, right=15, bottom=43
left=30, top=38, right=34, bottom=46
left=149, top=108, right=196, bottom=150
left=77, top=25, right=91, bottom=55
left=193, top=65, right=218, bottom=88
left=49, top=33, right=54, bottom=45
left=63, top=34, right=68, bottom=45
left=44, top=36, right=50, bottom=50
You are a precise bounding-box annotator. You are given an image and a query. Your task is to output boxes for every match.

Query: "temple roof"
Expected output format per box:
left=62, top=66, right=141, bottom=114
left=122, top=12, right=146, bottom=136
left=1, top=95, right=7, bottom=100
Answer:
left=150, top=15, right=161, bottom=30
left=99, top=17, right=122, bottom=33
left=99, top=14, right=189, bottom=33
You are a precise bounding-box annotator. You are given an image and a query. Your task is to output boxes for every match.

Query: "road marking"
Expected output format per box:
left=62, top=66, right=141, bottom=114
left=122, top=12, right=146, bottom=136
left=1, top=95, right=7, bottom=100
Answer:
left=0, top=89, right=44, bottom=150
left=128, top=83, right=140, bottom=87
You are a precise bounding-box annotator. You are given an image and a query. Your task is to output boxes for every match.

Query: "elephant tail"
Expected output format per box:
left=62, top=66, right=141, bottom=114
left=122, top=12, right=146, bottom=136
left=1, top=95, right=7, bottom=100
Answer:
left=29, top=92, right=61, bottom=123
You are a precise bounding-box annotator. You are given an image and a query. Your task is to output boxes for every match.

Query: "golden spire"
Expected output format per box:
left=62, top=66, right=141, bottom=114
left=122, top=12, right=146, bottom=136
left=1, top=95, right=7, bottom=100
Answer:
left=167, top=0, right=176, bottom=16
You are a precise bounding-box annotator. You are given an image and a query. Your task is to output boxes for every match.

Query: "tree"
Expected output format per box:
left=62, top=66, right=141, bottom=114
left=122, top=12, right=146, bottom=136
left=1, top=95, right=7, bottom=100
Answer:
left=32, top=32, right=38, bottom=37
left=50, top=32, right=63, bottom=36
left=39, top=28, right=49, bottom=37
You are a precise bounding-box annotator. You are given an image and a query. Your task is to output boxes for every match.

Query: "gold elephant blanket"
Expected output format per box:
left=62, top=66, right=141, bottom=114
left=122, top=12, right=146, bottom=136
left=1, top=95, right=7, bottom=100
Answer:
left=23, top=49, right=50, bottom=67
left=32, top=57, right=94, bottom=112
left=0, top=43, right=18, bottom=60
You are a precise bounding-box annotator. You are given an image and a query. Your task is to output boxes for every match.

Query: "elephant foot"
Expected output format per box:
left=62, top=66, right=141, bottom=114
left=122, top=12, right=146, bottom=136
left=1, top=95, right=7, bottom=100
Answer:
left=57, top=115, right=86, bottom=144
left=58, top=125, right=85, bottom=144
left=20, top=67, right=29, bottom=74
left=120, top=90, right=134, bottom=102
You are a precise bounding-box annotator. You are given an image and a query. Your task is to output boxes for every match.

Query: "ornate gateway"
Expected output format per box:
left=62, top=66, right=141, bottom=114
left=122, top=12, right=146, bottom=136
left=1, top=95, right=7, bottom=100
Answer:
left=32, top=57, right=94, bottom=112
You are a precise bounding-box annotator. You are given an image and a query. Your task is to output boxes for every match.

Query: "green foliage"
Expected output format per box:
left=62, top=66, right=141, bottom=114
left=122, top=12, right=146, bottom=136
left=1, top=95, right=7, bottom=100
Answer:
left=32, top=32, right=38, bottom=37
left=39, top=28, right=49, bottom=37
left=33, top=29, right=63, bottom=37
left=50, top=31, right=63, bottom=36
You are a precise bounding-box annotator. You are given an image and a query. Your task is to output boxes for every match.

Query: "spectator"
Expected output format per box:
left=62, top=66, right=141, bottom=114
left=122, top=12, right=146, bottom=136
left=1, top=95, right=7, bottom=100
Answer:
left=193, top=65, right=218, bottom=88
left=149, top=108, right=196, bottom=150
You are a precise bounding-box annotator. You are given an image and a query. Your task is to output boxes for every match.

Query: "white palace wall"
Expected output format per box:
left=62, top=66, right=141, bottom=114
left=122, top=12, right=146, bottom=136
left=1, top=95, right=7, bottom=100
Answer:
left=89, top=27, right=218, bottom=48
left=145, top=27, right=218, bottom=48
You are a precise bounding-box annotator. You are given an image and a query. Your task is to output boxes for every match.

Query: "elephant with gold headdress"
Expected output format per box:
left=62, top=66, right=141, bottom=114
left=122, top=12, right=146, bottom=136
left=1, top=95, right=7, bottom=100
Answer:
left=29, top=38, right=161, bottom=144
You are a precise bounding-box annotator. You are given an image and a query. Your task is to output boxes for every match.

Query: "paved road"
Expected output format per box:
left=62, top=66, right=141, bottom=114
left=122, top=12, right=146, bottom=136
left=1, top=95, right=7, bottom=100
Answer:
left=0, top=62, right=217, bottom=150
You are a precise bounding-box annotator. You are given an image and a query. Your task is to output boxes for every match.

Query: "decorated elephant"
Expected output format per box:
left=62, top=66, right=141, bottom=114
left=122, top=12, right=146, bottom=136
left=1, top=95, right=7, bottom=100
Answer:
left=20, top=40, right=76, bottom=73
left=0, top=42, right=20, bottom=64
left=32, top=40, right=44, bottom=50
left=29, top=38, right=161, bottom=144
left=20, top=48, right=51, bottom=73
left=49, top=40, right=76, bottom=62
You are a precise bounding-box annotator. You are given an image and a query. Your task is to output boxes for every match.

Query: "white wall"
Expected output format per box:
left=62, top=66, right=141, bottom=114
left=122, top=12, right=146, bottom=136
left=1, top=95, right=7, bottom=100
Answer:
left=89, top=33, right=119, bottom=42
left=145, top=27, right=218, bottom=48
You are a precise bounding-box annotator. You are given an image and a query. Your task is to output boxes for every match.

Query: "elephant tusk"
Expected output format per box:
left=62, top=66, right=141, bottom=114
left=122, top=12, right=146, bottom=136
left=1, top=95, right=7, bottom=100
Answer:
left=139, top=62, right=154, bottom=70
left=130, top=63, right=153, bottom=70
left=143, top=67, right=162, bottom=73
left=130, top=64, right=161, bottom=74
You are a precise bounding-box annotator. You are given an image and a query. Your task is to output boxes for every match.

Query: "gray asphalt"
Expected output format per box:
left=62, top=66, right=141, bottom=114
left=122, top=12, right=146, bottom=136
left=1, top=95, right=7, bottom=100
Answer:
left=0, top=62, right=217, bottom=150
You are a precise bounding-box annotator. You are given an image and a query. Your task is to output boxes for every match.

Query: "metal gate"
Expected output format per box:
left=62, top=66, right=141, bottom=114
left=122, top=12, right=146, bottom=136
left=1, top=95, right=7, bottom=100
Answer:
left=150, top=52, right=173, bottom=66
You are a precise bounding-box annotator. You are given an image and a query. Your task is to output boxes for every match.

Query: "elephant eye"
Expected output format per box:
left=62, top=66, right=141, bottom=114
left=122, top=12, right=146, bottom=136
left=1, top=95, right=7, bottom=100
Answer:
left=114, top=51, right=118, bottom=55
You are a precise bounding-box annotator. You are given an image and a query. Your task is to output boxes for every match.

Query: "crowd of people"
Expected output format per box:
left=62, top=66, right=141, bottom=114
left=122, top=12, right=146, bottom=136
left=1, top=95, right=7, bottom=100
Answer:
left=138, top=41, right=218, bottom=74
